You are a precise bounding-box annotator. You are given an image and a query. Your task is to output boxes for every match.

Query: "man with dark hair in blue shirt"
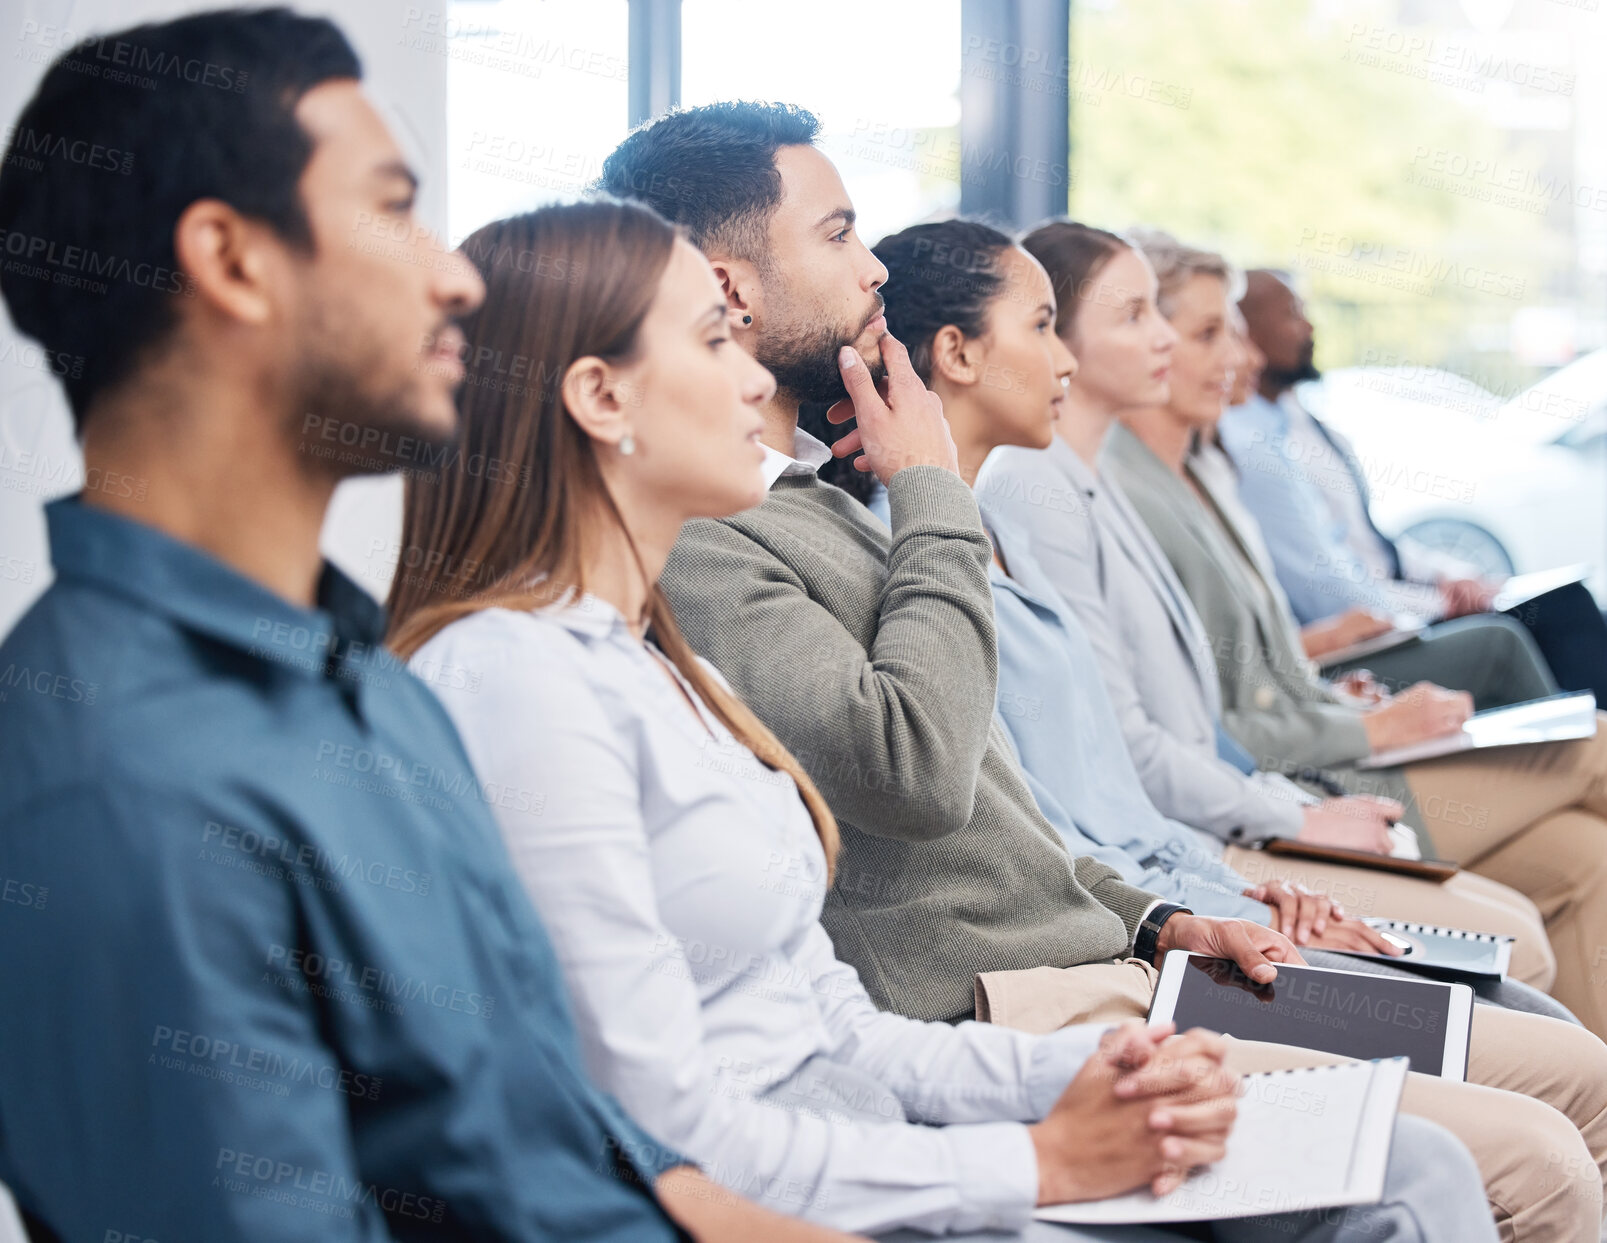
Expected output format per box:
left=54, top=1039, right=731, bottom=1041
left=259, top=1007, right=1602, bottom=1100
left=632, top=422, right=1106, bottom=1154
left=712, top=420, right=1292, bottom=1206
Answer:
left=0, top=10, right=858, bottom=1242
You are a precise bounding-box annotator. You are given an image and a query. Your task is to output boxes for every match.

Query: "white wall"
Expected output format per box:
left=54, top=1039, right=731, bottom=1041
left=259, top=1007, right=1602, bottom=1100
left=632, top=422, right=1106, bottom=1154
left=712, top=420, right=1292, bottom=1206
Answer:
left=0, top=0, right=446, bottom=635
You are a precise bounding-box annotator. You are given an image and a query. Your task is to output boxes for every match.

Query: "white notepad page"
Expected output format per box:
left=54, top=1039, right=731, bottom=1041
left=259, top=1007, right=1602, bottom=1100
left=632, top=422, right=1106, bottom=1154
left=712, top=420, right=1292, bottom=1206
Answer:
left=1036, top=1058, right=1408, bottom=1225
left=1490, top=564, right=1591, bottom=612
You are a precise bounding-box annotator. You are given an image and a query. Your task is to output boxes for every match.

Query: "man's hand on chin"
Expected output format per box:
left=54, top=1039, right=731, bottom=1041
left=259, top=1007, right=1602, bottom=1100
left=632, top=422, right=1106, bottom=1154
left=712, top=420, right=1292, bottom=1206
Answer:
left=1153, top=914, right=1306, bottom=983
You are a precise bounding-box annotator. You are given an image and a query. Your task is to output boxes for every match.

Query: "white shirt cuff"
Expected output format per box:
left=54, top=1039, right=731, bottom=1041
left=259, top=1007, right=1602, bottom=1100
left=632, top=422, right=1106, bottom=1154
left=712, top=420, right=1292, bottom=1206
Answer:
left=1022, top=1022, right=1110, bottom=1119
left=940, top=1121, right=1040, bottom=1234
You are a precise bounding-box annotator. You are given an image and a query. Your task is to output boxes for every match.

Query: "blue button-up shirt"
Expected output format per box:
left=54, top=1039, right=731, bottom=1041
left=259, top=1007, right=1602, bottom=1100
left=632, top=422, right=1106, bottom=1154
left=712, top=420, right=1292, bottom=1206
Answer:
left=1218, top=395, right=1439, bottom=624
left=0, top=498, right=685, bottom=1242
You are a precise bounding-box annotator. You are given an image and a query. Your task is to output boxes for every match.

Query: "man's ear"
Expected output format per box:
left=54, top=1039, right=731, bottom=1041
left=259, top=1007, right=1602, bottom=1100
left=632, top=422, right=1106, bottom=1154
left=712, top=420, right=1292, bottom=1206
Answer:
left=561, top=355, right=633, bottom=449
left=929, top=324, right=981, bottom=388
left=172, top=198, right=278, bottom=327
left=709, top=256, right=761, bottom=339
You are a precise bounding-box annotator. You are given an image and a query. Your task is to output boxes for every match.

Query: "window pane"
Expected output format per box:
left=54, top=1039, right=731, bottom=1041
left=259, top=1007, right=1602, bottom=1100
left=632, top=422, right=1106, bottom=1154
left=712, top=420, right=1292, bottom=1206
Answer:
left=1071, top=0, right=1600, bottom=389
left=1070, top=0, right=1607, bottom=595
left=681, top=0, right=961, bottom=244
left=445, top=0, right=630, bottom=240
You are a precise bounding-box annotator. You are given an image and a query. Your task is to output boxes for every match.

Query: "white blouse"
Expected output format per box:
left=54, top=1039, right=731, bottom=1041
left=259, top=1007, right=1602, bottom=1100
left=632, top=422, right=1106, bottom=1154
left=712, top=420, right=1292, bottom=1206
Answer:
left=412, top=595, right=1111, bottom=1236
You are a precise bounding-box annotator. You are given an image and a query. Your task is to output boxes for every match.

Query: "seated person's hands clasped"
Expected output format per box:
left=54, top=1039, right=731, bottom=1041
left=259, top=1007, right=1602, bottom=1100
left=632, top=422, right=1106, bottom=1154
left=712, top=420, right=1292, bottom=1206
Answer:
left=1028, top=1020, right=1240, bottom=1204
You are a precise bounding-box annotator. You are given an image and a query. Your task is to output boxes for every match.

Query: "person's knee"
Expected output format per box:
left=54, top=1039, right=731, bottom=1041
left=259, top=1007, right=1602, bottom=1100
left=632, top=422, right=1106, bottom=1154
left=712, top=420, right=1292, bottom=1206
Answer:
left=1477, top=611, right=1534, bottom=649
left=1479, top=807, right=1607, bottom=917
left=1582, top=713, right=1607, bottom=779
left=1474, top=889, right=1558, bottom=990
left=1527, top=1017, right=1607, bottom=1133
left=1544, top=712, right=1607, bottom=766
left=1533, top=809, right=1607, bottom=893
left=1534, top=1111, right=1605, bottom=1221
left=1508, top=927, right=1559, bottom=992
left=1503, top=1091, right=1602, bottom=1204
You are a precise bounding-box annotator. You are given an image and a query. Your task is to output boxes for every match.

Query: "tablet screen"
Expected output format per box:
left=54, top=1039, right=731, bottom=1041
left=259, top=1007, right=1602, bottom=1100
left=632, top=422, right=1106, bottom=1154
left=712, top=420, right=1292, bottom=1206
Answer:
left=1164, top=958, right=1455, bottom=1076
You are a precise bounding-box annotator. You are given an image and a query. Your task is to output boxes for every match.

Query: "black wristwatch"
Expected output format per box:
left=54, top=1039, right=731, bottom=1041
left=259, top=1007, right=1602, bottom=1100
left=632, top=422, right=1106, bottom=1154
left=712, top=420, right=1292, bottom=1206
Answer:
left=1134, top=903, right=1192, bottom=966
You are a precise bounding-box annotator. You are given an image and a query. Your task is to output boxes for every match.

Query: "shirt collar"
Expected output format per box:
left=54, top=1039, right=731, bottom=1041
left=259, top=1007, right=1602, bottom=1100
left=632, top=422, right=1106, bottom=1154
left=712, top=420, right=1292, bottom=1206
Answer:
left=979, top=508, right=1039, bottom=595
left=1049, top=433, right=1100, bottom=496
left=45, top=496, right=386, bottom=679
left=1240, top=390, right=1297, bottom=428
left=760, top=425, right=835, bottom=490
left=534, top=590, right=634, bottom=642
left=1262, top=390, right=1326, bottom=445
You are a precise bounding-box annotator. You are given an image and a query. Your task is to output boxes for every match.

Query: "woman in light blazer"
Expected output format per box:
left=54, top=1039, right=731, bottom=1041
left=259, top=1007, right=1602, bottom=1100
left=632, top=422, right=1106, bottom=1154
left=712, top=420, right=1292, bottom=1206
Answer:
left=971, top=223, right=1564, bottom=1001
left=1101, top=227, right=1607, bottom=1038
left=977, top=228, right=1434, bottom=851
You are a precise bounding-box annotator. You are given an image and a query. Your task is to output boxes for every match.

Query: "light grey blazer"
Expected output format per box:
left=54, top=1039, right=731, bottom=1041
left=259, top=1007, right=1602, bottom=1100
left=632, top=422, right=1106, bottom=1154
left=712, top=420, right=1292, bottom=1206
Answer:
left=1099, top=425, right=1419, bottom=833
left=977, top=435, right=1304, bottom=843
left=1101, top=423, right=1373, bottom=771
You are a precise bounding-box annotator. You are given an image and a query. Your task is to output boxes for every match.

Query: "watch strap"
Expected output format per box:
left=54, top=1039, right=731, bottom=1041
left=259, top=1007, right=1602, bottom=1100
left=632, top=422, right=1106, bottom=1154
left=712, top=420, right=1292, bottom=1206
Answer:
left=1135, top=902, right=1191, bottom=966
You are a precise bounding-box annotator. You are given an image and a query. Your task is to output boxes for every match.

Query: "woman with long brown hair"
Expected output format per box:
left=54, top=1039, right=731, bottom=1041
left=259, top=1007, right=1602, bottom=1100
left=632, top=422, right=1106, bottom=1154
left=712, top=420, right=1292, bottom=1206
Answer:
left=383, top=198, right=1254, bottom=1240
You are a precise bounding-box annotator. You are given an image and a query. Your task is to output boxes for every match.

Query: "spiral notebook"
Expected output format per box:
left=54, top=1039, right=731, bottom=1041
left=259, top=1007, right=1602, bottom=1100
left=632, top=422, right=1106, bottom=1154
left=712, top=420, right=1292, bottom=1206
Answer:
left=1322, top=919, right=1513, bottom=981
left=1036, top=1059, right=1409, bottom=1225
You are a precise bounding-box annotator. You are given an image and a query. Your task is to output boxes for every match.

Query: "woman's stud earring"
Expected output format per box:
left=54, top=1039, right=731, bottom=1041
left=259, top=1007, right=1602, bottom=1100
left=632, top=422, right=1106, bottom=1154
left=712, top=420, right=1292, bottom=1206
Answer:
left=619, top=432, right=636, bottom=456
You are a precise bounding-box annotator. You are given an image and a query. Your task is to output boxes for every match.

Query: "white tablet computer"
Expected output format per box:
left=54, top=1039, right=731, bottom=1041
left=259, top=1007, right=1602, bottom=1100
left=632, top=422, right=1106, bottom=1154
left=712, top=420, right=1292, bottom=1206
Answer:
left=1149, top=952, right=1473, bottom=1081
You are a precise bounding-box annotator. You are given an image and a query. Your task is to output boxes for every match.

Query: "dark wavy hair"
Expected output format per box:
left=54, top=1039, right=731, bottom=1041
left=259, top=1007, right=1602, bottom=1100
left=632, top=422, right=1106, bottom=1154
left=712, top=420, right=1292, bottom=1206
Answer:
left=598, top=100, right=820, bottom=267
left=0, top=7, right=361, bottom=427
left=872, top=219, right=1016, bottom=384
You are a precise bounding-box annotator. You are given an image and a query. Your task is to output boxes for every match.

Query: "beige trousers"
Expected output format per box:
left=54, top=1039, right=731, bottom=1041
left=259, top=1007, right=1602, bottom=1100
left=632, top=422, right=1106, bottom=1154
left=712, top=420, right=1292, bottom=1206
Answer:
left=975, top=959, right=1607, bottom=1242
left=1221, top=843, right=1556, bottom=989
left=1405, top=715, right=1607, bottom=1036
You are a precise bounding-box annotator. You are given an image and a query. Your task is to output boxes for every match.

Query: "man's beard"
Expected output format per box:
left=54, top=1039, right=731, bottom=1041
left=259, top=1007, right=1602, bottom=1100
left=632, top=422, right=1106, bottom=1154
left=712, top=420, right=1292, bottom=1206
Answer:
left=757, top=300, right=887, bottom=405
left=289, top=333, right=459, bottom=478
left=1262, top=340, right=1320, bottom=390
left=1262, top=360, right=1322, bottom=389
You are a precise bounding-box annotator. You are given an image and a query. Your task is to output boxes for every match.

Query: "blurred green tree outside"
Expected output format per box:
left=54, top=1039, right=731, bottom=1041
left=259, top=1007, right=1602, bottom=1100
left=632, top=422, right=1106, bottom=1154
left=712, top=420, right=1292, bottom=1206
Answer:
left=1070, top=0, right=1584, bottom=393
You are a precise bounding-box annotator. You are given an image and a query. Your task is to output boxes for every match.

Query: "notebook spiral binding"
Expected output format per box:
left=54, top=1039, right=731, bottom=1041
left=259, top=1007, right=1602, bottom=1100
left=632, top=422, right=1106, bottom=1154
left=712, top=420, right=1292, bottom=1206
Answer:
left=1250, top=1057, right=1406, bottom=1078
left=1365, top=918, right=1513, bottom=944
